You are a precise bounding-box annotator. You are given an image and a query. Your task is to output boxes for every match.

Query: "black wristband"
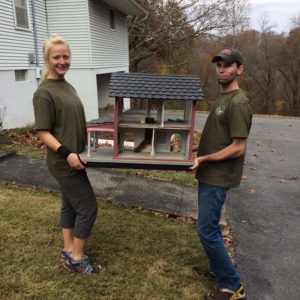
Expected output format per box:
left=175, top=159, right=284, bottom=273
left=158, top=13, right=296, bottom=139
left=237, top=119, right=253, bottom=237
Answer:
left=57, top=145, right=72, bottom=160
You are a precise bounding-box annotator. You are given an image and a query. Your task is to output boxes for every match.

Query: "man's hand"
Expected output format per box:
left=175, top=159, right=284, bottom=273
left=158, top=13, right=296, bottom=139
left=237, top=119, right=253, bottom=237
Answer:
left=189, top=156, right=206, bottom=171
left=66, top=153, right=86, bottom=170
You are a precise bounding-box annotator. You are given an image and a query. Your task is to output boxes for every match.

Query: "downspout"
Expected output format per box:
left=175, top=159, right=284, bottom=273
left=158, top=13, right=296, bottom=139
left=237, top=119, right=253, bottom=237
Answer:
left=31, top=0, right=41, bottom=81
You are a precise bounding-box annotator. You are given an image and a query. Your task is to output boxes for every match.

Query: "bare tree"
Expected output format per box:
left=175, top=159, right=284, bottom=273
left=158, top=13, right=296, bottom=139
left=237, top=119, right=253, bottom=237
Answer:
left=218, top=0, right=250, bottom=37
left=278, top=27, right=300, bottom=115
left=290, top=13, right=300, bottom=30
left=129, top=0, right=250, bottom=72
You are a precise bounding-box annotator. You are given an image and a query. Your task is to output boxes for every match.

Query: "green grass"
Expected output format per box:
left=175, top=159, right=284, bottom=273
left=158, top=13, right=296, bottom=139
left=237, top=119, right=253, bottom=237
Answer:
left=119, top=169, right=197, bottom=186
left=0, top=126, right=45, bottom=158
left=0, top=143, right=45, bottom=158
left=0, top=184, right=214, bottom=300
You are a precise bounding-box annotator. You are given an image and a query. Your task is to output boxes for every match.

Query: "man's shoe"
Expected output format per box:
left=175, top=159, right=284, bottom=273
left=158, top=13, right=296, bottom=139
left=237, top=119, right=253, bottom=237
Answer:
left=204, top=284, right=246, bottom=300
left=63, top=257, right=100, bottom=274
left=59, top=250, right=96, bottom=264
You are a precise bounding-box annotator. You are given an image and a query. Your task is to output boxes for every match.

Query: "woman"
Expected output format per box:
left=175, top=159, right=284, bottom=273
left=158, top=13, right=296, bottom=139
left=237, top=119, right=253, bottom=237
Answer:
left=33, top=34, right=99, bottom=274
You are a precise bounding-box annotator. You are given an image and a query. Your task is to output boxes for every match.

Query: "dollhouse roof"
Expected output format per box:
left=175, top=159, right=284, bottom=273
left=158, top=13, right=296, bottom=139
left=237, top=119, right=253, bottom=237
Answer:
left=109, top=72, right=203, bottom=100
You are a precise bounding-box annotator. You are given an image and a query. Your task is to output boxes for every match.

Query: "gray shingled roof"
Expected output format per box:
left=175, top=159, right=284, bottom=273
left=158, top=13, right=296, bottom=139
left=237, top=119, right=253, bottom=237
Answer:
left=109, top=72, right=203, bottom=100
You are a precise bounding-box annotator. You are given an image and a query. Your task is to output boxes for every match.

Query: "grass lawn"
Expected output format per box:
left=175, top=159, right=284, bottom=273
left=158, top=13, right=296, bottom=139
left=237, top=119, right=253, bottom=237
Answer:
left=0, top=184, right=214, bottom=300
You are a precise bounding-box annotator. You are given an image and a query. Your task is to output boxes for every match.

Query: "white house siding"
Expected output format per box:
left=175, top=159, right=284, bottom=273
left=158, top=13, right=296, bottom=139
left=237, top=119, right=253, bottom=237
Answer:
left=45, top=0, right=92, bottom=68
left=0, top=70, right=37, bottom=128
left=1, top=0, right=138, bottom=128
left=0, top=0, right=48, bottom=129
left=89, top=0, right=129, bottom=69
left=0, top=0, right=35, bottom=70
left=66, top=69, right=98, bottom=121
left=33, top=0, right=49, bottom=66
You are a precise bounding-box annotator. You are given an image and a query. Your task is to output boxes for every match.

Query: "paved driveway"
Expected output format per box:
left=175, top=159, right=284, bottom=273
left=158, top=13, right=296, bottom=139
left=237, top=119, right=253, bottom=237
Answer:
left=213, top=116, right=300, bottom=300
left=131, top=112, right=300, bottom=299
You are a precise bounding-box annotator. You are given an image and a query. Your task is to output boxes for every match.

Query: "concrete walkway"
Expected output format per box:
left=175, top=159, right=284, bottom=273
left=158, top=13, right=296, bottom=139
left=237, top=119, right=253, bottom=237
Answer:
left=0, top=155, right=199, bottom=218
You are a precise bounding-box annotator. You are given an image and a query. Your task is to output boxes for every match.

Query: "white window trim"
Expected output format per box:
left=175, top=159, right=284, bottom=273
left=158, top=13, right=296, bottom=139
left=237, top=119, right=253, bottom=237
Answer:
left=13, top=0, right=31, bottom=31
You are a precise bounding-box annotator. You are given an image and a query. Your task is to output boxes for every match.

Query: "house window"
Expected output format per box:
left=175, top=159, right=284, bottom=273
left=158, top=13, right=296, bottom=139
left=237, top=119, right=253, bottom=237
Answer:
left=14, top=0, right=30, bottom=29
left=109, top=8, right=115, bottom=29
left=15, top=70, right=28, bottom=81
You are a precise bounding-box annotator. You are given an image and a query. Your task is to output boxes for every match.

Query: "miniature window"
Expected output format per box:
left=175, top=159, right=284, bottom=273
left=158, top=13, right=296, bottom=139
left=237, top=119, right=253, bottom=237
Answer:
left=109, top=8, right=115, bottom=29
left=15, top=70, right=28, bottom=81
left=14, top=0, right=30, bottom=29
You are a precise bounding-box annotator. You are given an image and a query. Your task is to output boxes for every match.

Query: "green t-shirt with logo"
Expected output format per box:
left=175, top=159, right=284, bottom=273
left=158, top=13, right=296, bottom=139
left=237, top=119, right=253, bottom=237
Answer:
left=33, top=79, right=87, bottom=179
left=195, top=89, right=252, bottom=188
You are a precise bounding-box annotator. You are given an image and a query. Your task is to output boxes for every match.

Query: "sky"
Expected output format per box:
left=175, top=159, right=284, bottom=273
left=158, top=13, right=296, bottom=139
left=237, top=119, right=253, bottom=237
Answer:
left=249, top=0, right=300, bottom=33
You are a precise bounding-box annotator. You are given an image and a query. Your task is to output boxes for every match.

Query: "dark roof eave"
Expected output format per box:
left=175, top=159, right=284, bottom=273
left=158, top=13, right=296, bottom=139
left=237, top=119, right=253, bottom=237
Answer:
left=102, top=0, right=148, bottom=17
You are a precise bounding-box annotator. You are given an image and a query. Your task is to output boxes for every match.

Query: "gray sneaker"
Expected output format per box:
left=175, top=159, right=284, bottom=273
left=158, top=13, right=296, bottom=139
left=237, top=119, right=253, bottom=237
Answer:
left=59, top=250, right=96, bottom=264
left=63, top=257, right=100, bottom=274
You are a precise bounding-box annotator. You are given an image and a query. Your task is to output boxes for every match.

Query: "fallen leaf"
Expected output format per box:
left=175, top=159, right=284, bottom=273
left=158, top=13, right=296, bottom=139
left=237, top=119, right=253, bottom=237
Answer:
left=285, top=176, right=298, bottom=181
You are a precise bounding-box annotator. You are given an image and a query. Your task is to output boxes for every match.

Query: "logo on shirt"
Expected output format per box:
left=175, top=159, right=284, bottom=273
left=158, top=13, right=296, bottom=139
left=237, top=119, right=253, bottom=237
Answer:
left=215, top=105, right=225, bottom=116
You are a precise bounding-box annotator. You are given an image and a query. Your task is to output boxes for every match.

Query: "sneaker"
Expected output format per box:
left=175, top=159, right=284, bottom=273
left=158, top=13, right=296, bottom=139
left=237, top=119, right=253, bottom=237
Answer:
left=204, top=284, right=246, bottom=300
left=63, top=257, right=100, bottom=274
left=59, top=250, right=96, bottom=264
left=59, top=250, right=72, bottom=262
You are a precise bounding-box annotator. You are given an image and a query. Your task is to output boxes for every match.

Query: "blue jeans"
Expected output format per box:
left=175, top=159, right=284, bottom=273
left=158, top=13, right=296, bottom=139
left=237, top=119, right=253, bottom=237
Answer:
left=197, top=183, right=240, bottom=290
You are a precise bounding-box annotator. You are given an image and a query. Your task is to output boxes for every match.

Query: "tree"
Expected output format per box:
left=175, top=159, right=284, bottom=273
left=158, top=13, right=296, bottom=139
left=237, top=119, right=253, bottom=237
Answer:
left=290, top=13, right=300, bottom=30
left=129, top=0, right=250, bottom=72
left=278, top=28, right=300, bottom=115
left=218, top=0, right=250, bottom=37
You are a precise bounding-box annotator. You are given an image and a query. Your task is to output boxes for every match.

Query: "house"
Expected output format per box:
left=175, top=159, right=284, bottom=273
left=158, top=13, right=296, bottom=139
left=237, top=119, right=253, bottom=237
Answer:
left=85, top=72, right=203, bottom=170
left=0, top=0, right=147, bottom=129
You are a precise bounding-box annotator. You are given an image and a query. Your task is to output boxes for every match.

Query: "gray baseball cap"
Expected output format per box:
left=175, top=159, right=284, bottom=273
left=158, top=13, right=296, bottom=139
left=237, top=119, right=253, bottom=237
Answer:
left=212, top=48, right=243, bottom=65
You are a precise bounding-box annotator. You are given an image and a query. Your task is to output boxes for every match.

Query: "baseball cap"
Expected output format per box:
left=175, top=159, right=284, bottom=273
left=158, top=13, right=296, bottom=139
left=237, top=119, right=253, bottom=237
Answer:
left=211, top=48, right=243, bottom=65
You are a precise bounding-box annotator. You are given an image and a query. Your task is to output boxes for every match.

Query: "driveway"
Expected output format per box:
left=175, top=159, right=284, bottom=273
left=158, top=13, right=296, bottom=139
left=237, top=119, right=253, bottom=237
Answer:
left=215, top=116, right=300, bottom=300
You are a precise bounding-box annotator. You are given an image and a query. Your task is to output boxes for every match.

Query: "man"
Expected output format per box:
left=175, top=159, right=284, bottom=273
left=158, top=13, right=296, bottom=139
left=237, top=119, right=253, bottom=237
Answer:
left=190, top=48, right=252, bottom=300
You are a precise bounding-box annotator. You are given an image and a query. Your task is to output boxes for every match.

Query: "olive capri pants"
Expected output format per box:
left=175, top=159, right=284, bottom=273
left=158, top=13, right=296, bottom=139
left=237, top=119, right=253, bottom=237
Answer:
left=57, top=170, right=98, bottom=239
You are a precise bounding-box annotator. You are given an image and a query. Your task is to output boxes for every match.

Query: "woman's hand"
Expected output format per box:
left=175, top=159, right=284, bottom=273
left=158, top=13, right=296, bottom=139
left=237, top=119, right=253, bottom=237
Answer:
left=66, top=153, right=86, bottom=170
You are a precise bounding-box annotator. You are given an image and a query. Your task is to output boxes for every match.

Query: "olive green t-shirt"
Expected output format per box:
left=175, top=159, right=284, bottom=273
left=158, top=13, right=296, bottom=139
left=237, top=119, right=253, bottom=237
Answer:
left=195, top=89, right=252, bottom=188
left=33, top=79, right=87, bottom=179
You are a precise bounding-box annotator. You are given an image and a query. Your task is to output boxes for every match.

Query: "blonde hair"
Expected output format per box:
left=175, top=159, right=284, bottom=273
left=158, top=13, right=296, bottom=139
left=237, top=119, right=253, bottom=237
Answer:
left=42, top=34, right=71, bottom=80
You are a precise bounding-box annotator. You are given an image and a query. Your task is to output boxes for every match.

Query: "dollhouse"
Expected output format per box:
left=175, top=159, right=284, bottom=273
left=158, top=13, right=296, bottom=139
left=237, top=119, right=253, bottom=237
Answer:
left=85, top=72, right=203, bottom=170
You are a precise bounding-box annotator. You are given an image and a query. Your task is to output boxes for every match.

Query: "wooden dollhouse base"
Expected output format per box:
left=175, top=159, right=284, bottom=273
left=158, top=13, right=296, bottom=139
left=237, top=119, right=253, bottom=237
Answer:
left=83, top=147, right=193, bottom=171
